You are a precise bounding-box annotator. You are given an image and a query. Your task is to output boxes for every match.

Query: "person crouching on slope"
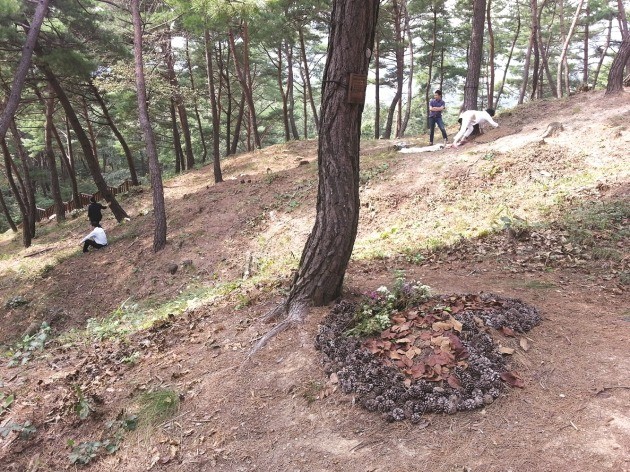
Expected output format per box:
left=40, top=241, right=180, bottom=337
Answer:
left=452, top=108, right=499, bottom=146
left=80, top=221, right=108, bottom=253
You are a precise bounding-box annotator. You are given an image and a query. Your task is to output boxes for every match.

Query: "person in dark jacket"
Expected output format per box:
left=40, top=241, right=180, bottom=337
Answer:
left=87, top=197, right=108, bottom=225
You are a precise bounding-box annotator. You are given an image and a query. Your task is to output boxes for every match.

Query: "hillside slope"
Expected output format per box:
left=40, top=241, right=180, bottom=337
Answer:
left=0, top=90, right=629, bottom=471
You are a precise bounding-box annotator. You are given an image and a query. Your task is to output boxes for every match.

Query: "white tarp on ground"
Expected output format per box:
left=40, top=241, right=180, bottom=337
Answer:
left=398, top=143, right=444, bottom=153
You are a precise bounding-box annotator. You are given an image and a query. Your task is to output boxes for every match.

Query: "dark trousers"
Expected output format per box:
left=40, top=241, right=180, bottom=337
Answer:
left=83, top=240, right=106, bottom=253
left=429, top=116, right=447, bottom=143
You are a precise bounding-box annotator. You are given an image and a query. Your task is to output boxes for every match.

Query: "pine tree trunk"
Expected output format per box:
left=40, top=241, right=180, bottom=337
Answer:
left=231, top=92, right=246, bottom=155
left=40, top=64, right=128, bottom=222
left=463, top=0, right=487, bottom=111
left=132, top=0, right=166, bottom=251
left=592, top=16, right=613, bottom=88
left=203, top=27, right=224, bottom=183
left=9, top=121, right=37, bottom=237
left=605, top=35, right=630, bottom=94
left=299, top=28, right=319, bottom=132
left=286, top=43, right=300, bottom=140
left=89, top=80, right=139, bottom=185
left=557, top=0, right=586, bottom=97
left=170, top=99, right=184, bottom=173
left=425, top=9, right=438, bottom=130
left=51, top=123, right=80, bottom=208
left=529, top=0, right=540, bottom=99
left=496, top=3, right=521, bottom=108
left=0, top=186, right=17, bottom=232
left=0, top=0, right=50, bottom=143
left=275, top=44, right=290, bottom=141
left=1, top=140, right=31, bottom=247
left=185, top=35, right=208, bottom=163
left=400, top=1, right=413, bottom=137
left=283, top=0, right=379, bottom=309
left=44, top=86, right=65, bottom=221
left=487, top=0, right=496, bottom=106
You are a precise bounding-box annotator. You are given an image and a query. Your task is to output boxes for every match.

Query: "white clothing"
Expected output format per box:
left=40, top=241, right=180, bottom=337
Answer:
left=81, top=227, right=108, bottom=245
left=452, top=110, right=499, bottom=145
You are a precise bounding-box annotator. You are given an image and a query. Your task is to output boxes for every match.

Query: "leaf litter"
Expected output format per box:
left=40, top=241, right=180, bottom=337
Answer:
left=315, top=293, right=541, bottom=422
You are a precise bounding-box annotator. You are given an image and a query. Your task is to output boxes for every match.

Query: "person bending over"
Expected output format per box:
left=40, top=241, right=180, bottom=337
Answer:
left=452, top=108, right=499, bottom=146
left=80, top=222, right=108, bottom=253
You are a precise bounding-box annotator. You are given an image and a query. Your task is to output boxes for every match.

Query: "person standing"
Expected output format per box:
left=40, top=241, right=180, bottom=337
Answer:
left=428, top=89, right=448, bottom=146
left=87, top=196, right=108, bottom=225
left=80, top=221, right=108, bottom=253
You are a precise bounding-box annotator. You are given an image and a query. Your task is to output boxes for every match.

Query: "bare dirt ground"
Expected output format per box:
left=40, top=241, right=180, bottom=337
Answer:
left=1, top=90, right=629, bottom=471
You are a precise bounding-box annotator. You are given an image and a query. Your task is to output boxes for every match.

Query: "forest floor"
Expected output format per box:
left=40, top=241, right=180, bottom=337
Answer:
left=0, top=90, right=629, bottom=472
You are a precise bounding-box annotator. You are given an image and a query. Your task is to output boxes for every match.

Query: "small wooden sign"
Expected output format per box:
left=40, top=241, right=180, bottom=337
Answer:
left=347, top=73, right=367, bottom=104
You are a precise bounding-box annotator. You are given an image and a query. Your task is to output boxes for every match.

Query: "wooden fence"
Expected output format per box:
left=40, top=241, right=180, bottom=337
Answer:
left=35, top=179, right=134, bottom=222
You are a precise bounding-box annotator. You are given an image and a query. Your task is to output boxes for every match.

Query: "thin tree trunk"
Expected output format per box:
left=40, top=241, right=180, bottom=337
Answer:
left=1, top=139, right=31, bottom=246
left=39, top=64, right=128, bottom=222
left=170, top=98, right=184, bottom=174
left=384, top=0, right=404, bottom=138
left=538, top=0, right=557, bottom=97
left=374, top=34, right=380, bottom=139
left=132, top=0, right=166, bottom=251
left=400, top=2, right=413, bottom=136
left=519, top=7, right=534, bottom=104
left=89, top=80, right=139, bottom=185
left=299, top=27, right=319, bottom=132
left=228, top=23, right=261, bottom=149
left=463, top=0, right=487, bottom=110
left=593, top=16, right=613, bottom=88
left=185, top=34, right=208, bottom=163
left=10, top=121, right=36, bottom=237
left=582, top=5, right=589, bottom=89
left=0, top=185, right=17, bottom=232
left=557, top=0, right=586, bottom=97
left=529, top=0, right=540, bottom=99
left=51, top=123, right=80, bottom=208
left=286, top=42, right=299, bottom=140
left=231, top=91, right=246, bottom=155
left=0, top=0, right=50, bottom=142
left=44, top=86, right=65, bottom=221
left=203, top=27, right=223, bottom=183
left=495, top=3, right=520, bottom=108
left=425, top=8, right=438, bottom=129
left=274, top=44, right=290, bottom=141
left=487, top=0, right=496, bottom=106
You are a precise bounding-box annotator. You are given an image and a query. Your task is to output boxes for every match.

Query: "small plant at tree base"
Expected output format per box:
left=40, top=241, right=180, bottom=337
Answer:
left=346, top=276, right=431, bottom=337
left=68, top=439, right=119, bottom=465
left=0, top=392, right=15, bottom=416
left=74, top=385, right=94, bottom=420
left=136, top=389, right=180, bottom=426
left=0, top=421, right=36, bottom=439
left=7, top=322, right=51, bottom=367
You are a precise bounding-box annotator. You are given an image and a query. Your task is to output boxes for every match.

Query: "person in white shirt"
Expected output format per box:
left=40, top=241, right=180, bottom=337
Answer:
left=80, top=222, right=108, bottom=253
left=452, top=108, right=499, bottom=146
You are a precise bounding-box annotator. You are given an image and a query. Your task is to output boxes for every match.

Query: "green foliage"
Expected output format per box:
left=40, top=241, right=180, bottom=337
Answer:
left=136, top=389, right=180, bottom=426
left=346, top=276, right=431, bottom=338
left=74, top=385, right=94, bottom=420
left=7, top=322, right=51, bottom=368
left=0, top=421, right=36, bottom=439
left=68, top=439, right=118, bottom=465
left=0, top=392, right=15, bottom=415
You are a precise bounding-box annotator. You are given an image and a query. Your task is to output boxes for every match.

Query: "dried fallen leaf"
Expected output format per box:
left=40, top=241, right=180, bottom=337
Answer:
left=519, top=338, right=530, bottom=351
left=500, top=326, right=516, bottom=337
left=447, top=374, right=463, bottom=390
left=499, top=346, right=515, bottom=355
left=500, top=371, right=525, bottom=388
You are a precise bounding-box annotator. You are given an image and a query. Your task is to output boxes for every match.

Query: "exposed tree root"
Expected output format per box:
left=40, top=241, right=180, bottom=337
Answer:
left=249, top=300, right=308, bottom=357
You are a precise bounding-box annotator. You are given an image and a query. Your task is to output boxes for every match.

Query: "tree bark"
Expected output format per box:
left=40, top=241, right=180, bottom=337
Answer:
left=253, top=0, right=380, bottom=355
left=0, top=185, right=17, bottom=232
left=132, top=0, right=166, bottom=251
left=557, top=0, right=586, bottom=97
left=89, top=80, right=139, bottom=185
left=606, top=35, right=630, bottom=94
left=425, top=8, right=438, bottom=129
left=0, top=0, right=50, bottom=143
left=383, top=0, right=403, bottom=139
left=39, top=63, right=128, bottom=222
left=2, top=139, right=31, bottom=246
left=203, top=28, right=223, bottom=183
left=487, top=0, right=496, bottom=106
left=44, top=86, right=65, bottom=221
left=51, top=122, right=80, bottom=208
left=286, top=42, right=300, bottom=140
left=299, top=28, right=319, bottom=132
left=10, top=121, right=37, bottom=238
left=463, top=0, right=487, bottom=111
left=592, top=16, right=613, bottom=89
left=170, top=98, right=184, bottom=174
left=529, top=0, right=540, bottom=99
left=228, top=22, right=261, bottom=149
left=185, top=34, right=208, bottom=163
left=374, top=34, right=380, bottom=139
left=400, top=1, right=413, bottom=137
left=496, top=2, right=521, bottom=108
